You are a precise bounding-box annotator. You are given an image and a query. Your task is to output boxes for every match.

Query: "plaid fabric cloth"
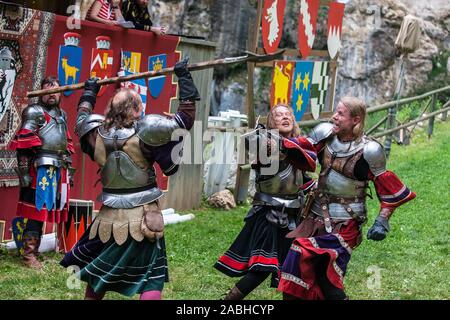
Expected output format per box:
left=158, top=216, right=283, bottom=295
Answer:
left=61, top=218, right=169, bottom=296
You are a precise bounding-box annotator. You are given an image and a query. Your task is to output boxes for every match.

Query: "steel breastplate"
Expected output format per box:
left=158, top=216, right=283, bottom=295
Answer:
left=312, top=168, right=367, bottom=220
left=323, top=168, right=367, bottom=198
left=255, top=161, right=303, bottom=198
left=35, top=109, right=69, bottom=167
left=97, top=126, right=161, bottom=208
left=38, top=111, right=68, bottom=153
left=101, top=151, right=156, bottom=189
left=314, top=137, right=369, bottom=220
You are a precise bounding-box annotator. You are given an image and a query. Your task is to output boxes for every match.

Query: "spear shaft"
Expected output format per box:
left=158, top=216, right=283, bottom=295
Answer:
left=27, top=50, right=284, bottom=98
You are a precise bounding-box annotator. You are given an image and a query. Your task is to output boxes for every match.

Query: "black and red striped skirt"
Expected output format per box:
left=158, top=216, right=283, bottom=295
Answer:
left=214, top=205, right=293, bottom=287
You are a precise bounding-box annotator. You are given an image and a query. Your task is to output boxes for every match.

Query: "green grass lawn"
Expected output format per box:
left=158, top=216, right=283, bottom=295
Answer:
left=1, top=121, right=449, bottom=300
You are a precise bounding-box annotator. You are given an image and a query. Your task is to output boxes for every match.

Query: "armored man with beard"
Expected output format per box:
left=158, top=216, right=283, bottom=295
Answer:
left=11, top=77, right=74, bottom=269
left=60, top=57, right=200, bottom=300
left=278, top=96, right=416, bottom=300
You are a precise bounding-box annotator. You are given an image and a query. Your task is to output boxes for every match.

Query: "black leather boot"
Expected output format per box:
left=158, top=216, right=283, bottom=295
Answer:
left=223, top=286, right=245, bottom=300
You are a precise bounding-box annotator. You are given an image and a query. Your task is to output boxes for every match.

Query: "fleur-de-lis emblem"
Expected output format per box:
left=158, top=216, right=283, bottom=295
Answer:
left=39, top=177, right=49, bottom=191
left=47, top=167, right=55, bottom=179
left=16, top=221, right=24, bottom=233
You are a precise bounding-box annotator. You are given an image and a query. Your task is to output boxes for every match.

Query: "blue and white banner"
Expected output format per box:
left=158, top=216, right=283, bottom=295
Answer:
left=35, top=165, right=60, bottom=211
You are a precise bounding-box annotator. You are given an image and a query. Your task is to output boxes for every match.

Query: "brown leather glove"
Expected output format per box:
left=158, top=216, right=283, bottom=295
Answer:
left=140, top=203, right=164, bottom=241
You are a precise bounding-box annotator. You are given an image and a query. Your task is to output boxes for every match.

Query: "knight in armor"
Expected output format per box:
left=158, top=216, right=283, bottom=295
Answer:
left=10, top=76, right=75, bottom=269
left=278, top=97, right=416, bottom=300
left=60, top=58, right=200, bottom=300
left=214, top=104, right=317, bottom=300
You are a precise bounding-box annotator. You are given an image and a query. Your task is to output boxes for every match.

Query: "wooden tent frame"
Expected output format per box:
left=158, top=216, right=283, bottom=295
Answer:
left=234, top=0, right=339, bottom=202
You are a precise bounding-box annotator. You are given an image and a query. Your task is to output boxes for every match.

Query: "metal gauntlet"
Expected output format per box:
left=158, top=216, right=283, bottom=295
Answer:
left=79, top=78, right=101, bottom=106
left=175, top=57, right=200, bottom=101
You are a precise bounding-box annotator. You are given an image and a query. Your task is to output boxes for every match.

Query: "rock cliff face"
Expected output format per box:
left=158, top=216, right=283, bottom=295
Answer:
left=150, top=0, right=449, bottom=112
left=151, top=0, right=254, bottom=57
left=336, top=0, right=449, bottom=105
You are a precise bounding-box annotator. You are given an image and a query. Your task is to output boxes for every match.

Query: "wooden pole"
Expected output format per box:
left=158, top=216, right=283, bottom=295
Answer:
left=246, top=0, right=263, bottom=129
left=234, top=0, right=263, bottom=203
left=366, top=115, right=388, bottom=136
left=366, top=85, right=450, bottom=113
left=328, top=59, right=338, bottom=112
left=428, top=93, right=436, bottom=138
left=384, top=56, right=406, bottom=159
left=27, top=50, right=283, bottom=98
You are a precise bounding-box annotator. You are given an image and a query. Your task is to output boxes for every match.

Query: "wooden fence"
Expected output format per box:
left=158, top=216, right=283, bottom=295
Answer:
left=232, top=84, right=450, bottom=202
left=297, top=85, right=450, bottom=128
left=159, top=37, right=217, bottom=211
left=298, top=85, right=450, bottom=158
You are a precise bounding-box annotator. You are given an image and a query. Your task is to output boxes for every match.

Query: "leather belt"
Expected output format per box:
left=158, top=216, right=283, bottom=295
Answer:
left=317, top=192, right=367, bottom=231
left=103, top=184, right=157, bottom=194
left=252, top=192, right=301, bottom=210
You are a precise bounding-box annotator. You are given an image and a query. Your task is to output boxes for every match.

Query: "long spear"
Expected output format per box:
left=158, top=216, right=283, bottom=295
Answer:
left=26, top=50, right=284, bottom=98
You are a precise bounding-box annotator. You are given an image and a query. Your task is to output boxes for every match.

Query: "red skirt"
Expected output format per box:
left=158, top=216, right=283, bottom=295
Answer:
left=278, top=216, right=362, bottom=299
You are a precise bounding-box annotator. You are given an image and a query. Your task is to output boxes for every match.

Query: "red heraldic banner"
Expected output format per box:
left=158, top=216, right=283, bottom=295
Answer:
left=298, top=0, right=319, bottom=58
left=262, top=0, right=286, bottom=54
left=327, top=1, right=345, bottom=59
left=90, top=36, right=114, bottom=97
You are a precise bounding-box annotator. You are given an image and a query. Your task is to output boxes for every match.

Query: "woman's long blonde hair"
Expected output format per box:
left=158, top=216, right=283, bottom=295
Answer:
left=340, top=96, right=366, bottom=140
left=266, top=104, right=301, bottom=138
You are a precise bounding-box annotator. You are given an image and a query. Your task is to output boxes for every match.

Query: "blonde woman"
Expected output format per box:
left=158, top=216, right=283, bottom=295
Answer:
left=214, top=104, right=317, bottom=299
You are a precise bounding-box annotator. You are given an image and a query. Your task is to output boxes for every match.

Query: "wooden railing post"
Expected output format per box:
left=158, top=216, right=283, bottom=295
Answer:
left=428, top=93, right=436, bottom=138
left=245, top=0, right=263, bottom=129
left=384, top=56, right=406, bottom=159
left=441, top=95, right=448, bottom=121
left=234, top=0, right=263, bottom=202
left=373, top=104, right=450, bottom=138
left=384, top=104, right=397, bottom=159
